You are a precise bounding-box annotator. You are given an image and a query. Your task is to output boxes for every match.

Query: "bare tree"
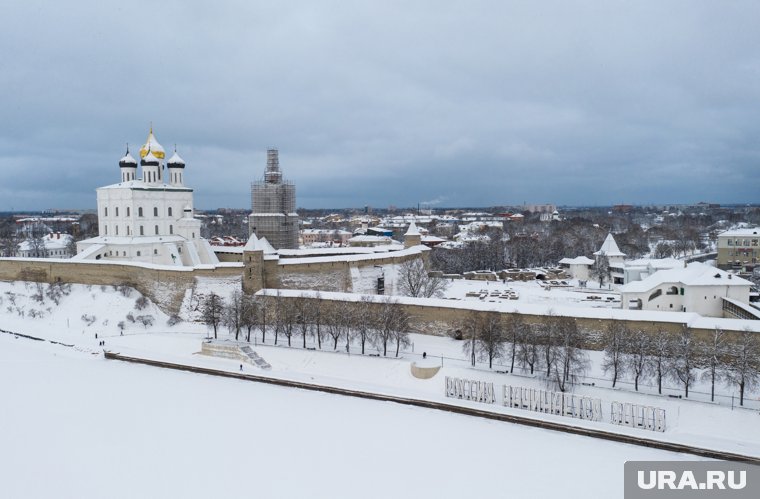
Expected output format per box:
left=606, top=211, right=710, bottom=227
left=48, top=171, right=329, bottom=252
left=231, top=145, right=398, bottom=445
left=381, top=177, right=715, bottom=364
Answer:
left=670, top=325, right=698, bottom=398
left=375, top=297, right=405, bottom=357
left=397, top=258, right=449, bottom=298
left=504, top=313, right=524, bottom=373
left=460, top=311, right=480, bottom=367
left=592, top=252, right=610, bottom=287
left=517, top=322, right=540, bottom=375
left=649, top=328, right=672, bottom=395
left=353, top=295, right=378, bottom=355
left=601, top=321, right=628, bottom=388
left=224, top=290, right=245, bottom=341
left=476, top=311, right=506, bottom=369
left=312, top=292, right=324, bottom=350
left=201, top=292, right=224, bottom=339
left=241, top=293, right=259, bottom=342
left=279, top=297, right=297, bottom=347
left=541, top=311, right=560, bottom=378
left=724, top=328, right=760, bottom=406
left=700, top=326, right=727, bottom=402
left=293, top=294, right=314, bottom=349
left=256, top=294, right=270, bottom=343
left=392, top=313, right=411, bottom=358
left=624, top=329, right=652, bottom=391
left=325, top=301, right=351, bottom=351
left=550, top=317, right=589, bottom=392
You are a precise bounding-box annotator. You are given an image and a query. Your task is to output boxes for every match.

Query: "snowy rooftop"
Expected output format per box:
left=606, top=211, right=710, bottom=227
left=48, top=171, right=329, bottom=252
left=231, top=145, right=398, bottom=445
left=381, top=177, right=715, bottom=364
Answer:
left=620, top=262, right=753, bottom=293
left=625, top=257, right=683, bottom=270
left=718, top=228, right=760, bottom=237
left=594, top=233, right=625, bottom=257
left=405, top=220, right=421, bottom=236
left=559, top=256, right=594, bottom=265
left=277, top=245, right=427, bottom=266
left=98, top=180, right=192, bottom=191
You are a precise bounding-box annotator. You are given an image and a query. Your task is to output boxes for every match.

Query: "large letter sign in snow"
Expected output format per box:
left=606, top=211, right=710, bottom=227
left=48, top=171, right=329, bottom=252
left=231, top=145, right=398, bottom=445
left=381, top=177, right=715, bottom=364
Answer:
left=502, top=385, right=603, bottom=422
left=445, top=376, right=495, bottom=404
left=610, top=402, right=666, bottom=432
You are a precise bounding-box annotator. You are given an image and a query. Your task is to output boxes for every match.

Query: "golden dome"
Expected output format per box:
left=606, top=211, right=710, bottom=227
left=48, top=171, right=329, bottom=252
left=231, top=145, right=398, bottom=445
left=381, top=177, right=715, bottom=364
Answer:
left=139, top=126, right=165, bottom=159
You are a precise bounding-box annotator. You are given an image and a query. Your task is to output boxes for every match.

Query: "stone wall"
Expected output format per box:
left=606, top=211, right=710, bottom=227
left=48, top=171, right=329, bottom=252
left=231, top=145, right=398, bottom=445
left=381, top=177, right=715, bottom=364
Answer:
left=257, top=291, right=755, bottom=350
left=0, top=258, right=241, bottom=314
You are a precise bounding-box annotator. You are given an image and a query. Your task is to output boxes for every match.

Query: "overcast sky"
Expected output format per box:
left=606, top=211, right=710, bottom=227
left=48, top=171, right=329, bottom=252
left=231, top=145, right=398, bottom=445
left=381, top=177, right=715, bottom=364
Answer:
left=1, top=1, right=758, bottom=211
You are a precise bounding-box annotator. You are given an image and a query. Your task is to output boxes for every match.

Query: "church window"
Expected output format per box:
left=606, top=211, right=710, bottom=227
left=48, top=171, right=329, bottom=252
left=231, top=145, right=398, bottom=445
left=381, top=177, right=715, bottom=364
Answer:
left=138, top=207, right=143, bottom=217
left=104, top=225, right=107, bottom=235
left=127, top=207, right=130, bottom=217
left=192, top=232, right=195, bottom=238
left=154, top=249, right=158, bottom=255
left=154, top=207, right=158, bottom=217
left=104, top=207, right=108, bottom=217
left=115, top=207, right=119, bottom=217
left=168, top=207, right=173, bottom=217
left=127, top=226, right=131, bottom=235
left=115, top=225, right=118, bottom=235
left=169, top=225, right=173, bottom=234
left=137, top=251, right=141, bottom=257
left=155, top=225, right=159, bottom=235
left=140, top=226, right=144, bottom=236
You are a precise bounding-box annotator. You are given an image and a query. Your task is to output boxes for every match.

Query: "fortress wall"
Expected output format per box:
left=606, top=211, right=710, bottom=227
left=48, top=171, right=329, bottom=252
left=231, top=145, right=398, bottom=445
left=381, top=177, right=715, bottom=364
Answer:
left=0, top=258, right=241, bottom=314
left=257, top=291, right=751, bottom=350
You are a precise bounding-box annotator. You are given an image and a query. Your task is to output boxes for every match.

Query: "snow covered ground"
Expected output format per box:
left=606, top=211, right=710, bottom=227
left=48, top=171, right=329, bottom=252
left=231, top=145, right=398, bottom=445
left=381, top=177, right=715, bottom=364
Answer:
left=1, top=279, right=757, bottom=498
left=0, top=334, right=703, bottom=499
left=442, top=277, right=623, bottom=309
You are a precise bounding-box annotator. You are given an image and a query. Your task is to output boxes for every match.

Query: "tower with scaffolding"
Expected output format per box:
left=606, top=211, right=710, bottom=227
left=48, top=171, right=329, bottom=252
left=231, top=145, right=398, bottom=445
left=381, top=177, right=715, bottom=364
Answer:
left=248, top=149, right=299, bottom=249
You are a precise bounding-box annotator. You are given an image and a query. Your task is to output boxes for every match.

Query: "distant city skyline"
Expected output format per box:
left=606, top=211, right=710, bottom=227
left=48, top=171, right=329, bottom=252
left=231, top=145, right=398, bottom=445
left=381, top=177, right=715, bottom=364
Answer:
left=1, top=1, right=759, bottom=211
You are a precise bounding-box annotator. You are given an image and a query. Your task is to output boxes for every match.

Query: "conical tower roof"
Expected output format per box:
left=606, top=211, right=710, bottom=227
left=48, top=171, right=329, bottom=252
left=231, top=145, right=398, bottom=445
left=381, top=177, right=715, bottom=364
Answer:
left=594, top=233, right=625, bottom=257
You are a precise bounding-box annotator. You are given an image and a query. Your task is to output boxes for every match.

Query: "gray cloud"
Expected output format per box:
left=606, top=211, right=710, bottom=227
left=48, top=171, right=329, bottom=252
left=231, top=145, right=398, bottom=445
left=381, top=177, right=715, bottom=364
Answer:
left=1, top=0, right=759, bottom=211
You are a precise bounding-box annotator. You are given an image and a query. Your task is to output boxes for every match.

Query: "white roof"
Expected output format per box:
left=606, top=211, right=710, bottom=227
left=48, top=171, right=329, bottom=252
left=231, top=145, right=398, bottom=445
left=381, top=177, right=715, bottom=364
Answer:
left=119, top=151, right=137, bottom=165
left=78, top=235, right=189, bottom=245
left=719, top=228, right=760, bottom=238
left=559, top=256, right=594, bottom=265
left=405, top=220, right=420, bottom=236
left=625, top=257, right=682, bottom=270
left=168, top=151, right=185, bottom=165
left=594, top=233, right=625, bottom=257
left=98, top=180, right=192, bottom=191
left=421, top=235, right=446, bottom=243
left=18, top=233, right=73, bottom=252
left=349, top=235, right=391, bottom=242
left=258, top=237, right=277, bottom=254
left=243, top=233, right=263, bottom=252
left=620, top=262, right=752, bottom=293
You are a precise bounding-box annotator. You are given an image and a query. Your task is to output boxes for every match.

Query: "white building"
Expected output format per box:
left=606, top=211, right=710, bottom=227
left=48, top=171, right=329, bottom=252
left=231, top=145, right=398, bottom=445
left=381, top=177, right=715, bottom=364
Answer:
left=594, top=233, right=626, bottom=284
left=558, top=256, right=594, bottom=280
left=17, top=233, right=74, bottom=259
left=75, top=129, right=219, bottom=267
left=620, top=262, right=756, bottom=319
left=622, top=257, right=683, bottom=284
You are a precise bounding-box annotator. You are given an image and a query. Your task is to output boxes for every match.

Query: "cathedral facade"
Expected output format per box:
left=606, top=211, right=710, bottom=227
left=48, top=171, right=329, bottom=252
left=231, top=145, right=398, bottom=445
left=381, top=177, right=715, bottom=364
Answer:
left=75, top=129, right=219, bottom=267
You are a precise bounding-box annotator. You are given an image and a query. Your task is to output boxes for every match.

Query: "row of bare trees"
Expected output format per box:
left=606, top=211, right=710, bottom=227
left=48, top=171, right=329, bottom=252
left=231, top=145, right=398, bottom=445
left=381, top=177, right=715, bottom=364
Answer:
left=201, top=291, right=411, bottom=357
left=602, top=323, right=760, bottom=405
left=458, top=311, right=590, bottom=393
left=454, top=310, right=759, bottom=403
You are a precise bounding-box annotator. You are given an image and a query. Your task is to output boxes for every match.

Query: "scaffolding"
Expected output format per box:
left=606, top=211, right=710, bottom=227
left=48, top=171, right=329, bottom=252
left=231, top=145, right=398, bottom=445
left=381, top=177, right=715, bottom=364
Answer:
left=249, top=149, right=299, bottom=249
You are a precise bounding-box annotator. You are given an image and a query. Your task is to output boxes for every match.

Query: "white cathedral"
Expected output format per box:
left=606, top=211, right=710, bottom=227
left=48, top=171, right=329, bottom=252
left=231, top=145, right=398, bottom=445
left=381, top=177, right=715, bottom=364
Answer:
left=74, top=128, right=219, bottom=267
